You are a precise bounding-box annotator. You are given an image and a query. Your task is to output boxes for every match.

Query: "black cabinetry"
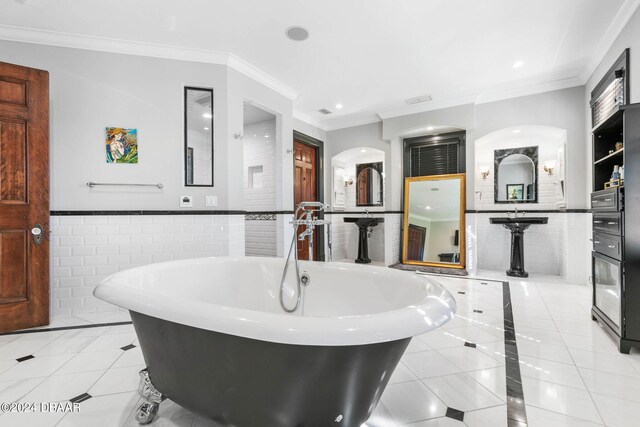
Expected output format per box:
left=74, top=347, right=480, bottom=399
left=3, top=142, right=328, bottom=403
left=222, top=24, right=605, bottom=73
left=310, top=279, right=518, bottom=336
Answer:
left=590, top=49, right=640, bottom=353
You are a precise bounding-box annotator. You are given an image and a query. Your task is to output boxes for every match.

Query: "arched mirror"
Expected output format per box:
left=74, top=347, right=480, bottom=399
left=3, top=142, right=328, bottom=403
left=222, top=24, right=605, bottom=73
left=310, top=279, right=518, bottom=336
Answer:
left=356, top=162, right=383, bottom=206
left=494, top=146, right=538, bottom=203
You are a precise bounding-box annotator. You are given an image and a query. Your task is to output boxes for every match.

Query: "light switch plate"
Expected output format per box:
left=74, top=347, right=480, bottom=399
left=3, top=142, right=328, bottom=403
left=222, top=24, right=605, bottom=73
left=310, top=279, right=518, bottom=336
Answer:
left=180, top=195, right=193, bottom=208
left=205, top=195, right=217, bottom=207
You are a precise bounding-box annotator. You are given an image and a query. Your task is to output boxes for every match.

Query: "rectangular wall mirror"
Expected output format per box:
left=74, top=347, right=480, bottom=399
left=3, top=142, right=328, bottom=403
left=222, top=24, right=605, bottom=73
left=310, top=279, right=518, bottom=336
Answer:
left=356, top=161, right=383, bottom=206
left=184, top=87, right=214, bottom=186
left=402, top=173, right=466, bottom=269
left=494, top=146, right=538, bottom=203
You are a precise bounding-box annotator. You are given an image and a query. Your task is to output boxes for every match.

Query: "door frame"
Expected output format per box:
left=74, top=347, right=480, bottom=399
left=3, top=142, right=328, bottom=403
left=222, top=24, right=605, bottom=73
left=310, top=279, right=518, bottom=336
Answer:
left=293, top=130, right=325, bottom=261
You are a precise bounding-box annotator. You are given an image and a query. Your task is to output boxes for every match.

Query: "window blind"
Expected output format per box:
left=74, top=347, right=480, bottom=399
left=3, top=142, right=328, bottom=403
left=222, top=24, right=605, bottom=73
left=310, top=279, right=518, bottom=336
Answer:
left=409, top=142, right=458, bottom=177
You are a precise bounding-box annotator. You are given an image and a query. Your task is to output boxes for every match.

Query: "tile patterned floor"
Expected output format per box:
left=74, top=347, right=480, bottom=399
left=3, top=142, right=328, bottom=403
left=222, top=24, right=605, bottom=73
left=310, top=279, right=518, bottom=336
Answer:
left=1, top=271, right=639, bottom=426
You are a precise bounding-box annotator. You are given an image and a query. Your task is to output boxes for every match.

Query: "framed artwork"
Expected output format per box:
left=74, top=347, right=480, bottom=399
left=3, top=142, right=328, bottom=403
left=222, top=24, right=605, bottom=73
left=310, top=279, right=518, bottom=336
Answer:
left=506, top=183, right=525, bottom=200
left=106, top=127, right=138, bottom=163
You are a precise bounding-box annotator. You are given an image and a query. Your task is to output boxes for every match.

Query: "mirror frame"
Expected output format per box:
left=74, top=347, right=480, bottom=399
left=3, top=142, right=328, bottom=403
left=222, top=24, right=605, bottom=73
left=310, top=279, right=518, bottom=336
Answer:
left=494, top=146, right=538, bottom=204
left=355, top=161, right=384, bottom=207
left=184, top=86, right=214, bottom=187
left=402, top=173, right=466, bottom=269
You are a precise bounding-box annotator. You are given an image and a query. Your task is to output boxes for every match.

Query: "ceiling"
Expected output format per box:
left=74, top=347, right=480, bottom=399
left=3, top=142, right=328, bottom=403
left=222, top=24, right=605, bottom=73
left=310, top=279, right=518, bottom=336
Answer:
left=1, top=0, right=637, bottom=130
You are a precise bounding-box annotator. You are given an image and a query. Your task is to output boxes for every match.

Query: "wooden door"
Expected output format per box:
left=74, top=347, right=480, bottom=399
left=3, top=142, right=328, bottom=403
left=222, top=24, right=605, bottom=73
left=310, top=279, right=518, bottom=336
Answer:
left=407, top=224, right=426, bottom=261
left=293, top=140, right=317, bottom=260
left=357, top=168, right=369, bottom=205
left=0, top=61, right=50, bottom=332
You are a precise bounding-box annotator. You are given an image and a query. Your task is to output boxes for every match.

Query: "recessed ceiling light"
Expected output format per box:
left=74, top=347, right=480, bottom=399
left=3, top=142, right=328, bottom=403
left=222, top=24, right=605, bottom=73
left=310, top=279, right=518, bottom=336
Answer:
left=335, top=103, right=343, bottom=110
left=202, top=112, right=212, bottom=119
left=513, top=61, right=524, bottom=68
left=425, top=206, right=432, bottom=210
left=512, top=129, right=521, bottom=134
left=360, top=149, right=367, bottom=153
left=285, top=26, right=309, bottom=41
left=427, top=126, right=434, bottom=131
left=204, top=127, right=209, bottom=130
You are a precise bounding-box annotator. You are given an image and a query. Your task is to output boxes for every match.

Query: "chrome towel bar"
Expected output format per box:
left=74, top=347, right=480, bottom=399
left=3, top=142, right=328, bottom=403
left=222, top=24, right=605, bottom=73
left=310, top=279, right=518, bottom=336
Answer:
left=87, top=182, right=164, bottom=189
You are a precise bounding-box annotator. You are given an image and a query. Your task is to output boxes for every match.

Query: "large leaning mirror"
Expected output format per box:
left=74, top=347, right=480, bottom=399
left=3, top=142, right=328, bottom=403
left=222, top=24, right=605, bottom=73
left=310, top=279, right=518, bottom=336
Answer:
left=402, top=174, right=466, bottom=268
left=184, top=87, right=214, bottom=186
left=494, top=146, right=538, bottom=203
left=356, top=161, right=383, bottom=206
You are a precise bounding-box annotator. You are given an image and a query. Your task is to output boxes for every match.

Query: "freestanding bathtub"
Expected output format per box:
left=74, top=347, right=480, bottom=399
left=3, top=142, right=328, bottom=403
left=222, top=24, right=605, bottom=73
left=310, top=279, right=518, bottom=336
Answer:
left=94, top=257, right=456, bottom=427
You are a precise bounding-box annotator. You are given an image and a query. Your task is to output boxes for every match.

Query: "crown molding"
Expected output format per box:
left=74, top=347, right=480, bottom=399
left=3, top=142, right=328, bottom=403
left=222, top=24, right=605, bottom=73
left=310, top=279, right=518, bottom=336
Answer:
left=324, top=115, right=381, bottom=132
left=377, top=95, right=478, bottom=120
left=292, top=111, right=328, bottom=132
left=580, top=0, right=640, bottom=84
left=474, top=76, right=584, bottom=104
left=0, top=24, right=299, bottom=100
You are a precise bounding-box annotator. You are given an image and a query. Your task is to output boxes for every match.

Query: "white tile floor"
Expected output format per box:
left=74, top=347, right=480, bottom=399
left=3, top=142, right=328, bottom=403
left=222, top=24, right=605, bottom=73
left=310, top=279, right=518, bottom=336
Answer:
left=1, top=270, right=639, bottom=426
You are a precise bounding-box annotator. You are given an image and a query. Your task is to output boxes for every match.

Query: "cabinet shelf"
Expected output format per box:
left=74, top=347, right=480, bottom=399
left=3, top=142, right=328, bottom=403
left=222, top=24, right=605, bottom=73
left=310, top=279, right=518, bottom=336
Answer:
left=592, top=107, right=623, bottom=133
left=594, top=148, right=624, bottom=165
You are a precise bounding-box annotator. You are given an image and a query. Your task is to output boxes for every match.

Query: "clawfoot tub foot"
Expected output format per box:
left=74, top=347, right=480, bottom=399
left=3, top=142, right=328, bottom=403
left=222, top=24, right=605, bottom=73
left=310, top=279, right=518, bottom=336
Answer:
left=136, top=369, right=163, bottom=424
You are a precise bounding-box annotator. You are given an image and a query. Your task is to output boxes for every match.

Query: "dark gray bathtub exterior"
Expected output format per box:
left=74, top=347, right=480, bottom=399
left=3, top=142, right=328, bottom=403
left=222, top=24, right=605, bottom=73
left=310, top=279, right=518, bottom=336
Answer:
left=130, top=311, right=410, bottom=427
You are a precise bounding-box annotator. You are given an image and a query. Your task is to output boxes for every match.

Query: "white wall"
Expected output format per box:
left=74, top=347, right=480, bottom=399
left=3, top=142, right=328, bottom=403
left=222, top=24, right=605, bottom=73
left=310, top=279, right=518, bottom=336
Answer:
left=0, top=39, right=230, bottom=210
left=475, top=87, right=586, bottom=210
left=325, top=123, right=389, bottom=211
left=294, top=118, right=327, bottom=145
left=329, top=88, right=589, bottom=279
left=475, top=126, right=567, bottom=210
left=0, top=39, right=293, bottom=317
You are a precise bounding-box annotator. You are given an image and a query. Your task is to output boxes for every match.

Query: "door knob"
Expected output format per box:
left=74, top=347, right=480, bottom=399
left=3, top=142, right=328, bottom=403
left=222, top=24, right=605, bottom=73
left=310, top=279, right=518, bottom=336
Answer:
left=31, top=224, right=44, bottom=245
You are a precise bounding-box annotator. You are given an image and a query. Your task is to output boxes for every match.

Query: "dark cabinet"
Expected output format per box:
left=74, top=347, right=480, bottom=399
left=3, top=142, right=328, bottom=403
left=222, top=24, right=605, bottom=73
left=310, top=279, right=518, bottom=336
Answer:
left=590, top=49, right=640, bottom=353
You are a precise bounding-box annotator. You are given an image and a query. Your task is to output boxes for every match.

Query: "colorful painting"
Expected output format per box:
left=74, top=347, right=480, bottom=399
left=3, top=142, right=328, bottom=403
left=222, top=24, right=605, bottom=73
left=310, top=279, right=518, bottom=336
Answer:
left=106, top=127, right=138, bottom=163
left=507, top=183, right=524, bottom=200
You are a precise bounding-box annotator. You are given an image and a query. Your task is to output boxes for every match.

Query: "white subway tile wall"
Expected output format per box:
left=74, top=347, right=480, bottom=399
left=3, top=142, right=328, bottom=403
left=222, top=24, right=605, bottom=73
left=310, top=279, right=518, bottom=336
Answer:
left=243, top=119, right=278, bottom=256
left=244, top=219, right=277, bottom=257
left=475, top=168, right=561, bottom=210
left=243, top=120, right=276, bottom=211
left=49, top=215, right=245, bottom=318
left=469, top=212, right=590, bottom=283
left=327, top=213, right=386, bottom=264
left=384, top=213, right=402, bottom=265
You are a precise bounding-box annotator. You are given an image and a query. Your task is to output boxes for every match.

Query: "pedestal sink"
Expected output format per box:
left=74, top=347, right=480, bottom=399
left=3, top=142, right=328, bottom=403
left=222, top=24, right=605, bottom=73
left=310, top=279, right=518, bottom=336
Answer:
left=489, top=216, right=548, bottom=277
left=344, top=217, right=384, bottom=263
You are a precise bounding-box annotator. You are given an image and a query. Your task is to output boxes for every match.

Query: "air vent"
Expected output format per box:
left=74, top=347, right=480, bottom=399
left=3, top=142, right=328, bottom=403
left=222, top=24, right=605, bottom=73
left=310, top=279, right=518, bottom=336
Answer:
left=318, top=108, right=333, bottom=115
left=405, top=94, right=433, bottom=105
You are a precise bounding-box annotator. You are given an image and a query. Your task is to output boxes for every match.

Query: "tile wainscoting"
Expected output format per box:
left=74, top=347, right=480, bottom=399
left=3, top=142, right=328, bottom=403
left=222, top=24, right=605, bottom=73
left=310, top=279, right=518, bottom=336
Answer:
left=466, top=212, right=591, bottom=284
left=324, top=212, right=403, bottom=266
left=49, top=214, right=245, bottom=318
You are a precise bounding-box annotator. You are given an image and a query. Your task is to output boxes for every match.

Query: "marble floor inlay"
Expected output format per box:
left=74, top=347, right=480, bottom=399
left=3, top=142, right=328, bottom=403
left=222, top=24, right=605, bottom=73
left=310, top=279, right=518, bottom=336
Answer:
left=1, top=271, right=639, bottom=426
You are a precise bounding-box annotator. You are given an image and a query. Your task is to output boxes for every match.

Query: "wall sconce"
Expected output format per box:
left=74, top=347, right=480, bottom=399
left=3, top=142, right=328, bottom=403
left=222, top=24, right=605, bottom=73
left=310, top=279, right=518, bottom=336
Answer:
left=344, top=177, right=354, bottom=186
left=544, top=161, right=555, bottom=175
left=479, top=166, right=490, bottom=180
